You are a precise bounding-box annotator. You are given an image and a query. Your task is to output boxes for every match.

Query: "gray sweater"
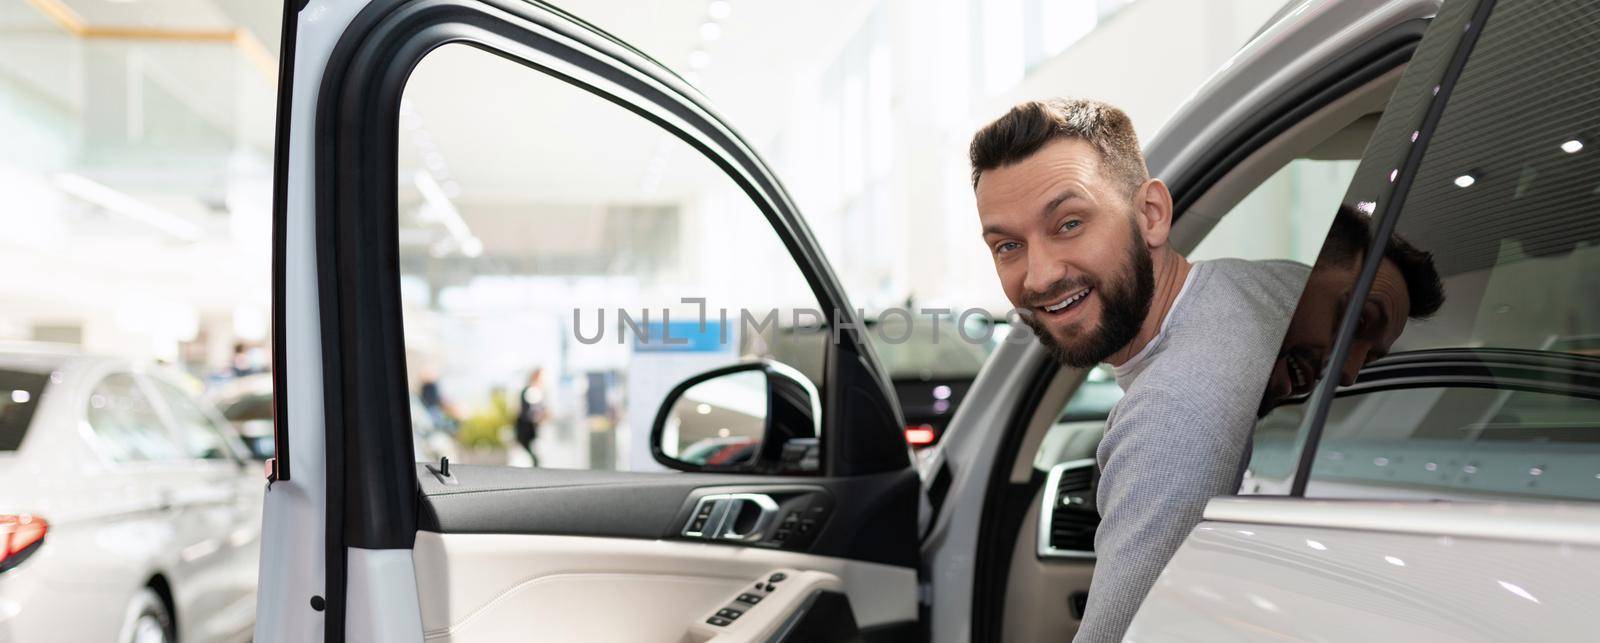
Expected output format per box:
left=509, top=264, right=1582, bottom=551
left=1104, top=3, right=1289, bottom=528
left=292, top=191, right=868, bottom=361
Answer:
left=1075, top=258, right=1308, bottom=642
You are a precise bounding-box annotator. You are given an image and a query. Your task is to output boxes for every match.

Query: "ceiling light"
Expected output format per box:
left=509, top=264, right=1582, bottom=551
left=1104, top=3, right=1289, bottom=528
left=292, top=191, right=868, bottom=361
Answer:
left=1454, top=173, right=1477, bottom=188
left=1384, top=555, right=1406, bottom=567
left=1356, top=201, right=1376, bottom=215
left=1561, top=139, right=1584, bottom=154
left=11, top=390, right=29, bottom=404
left=699, top=21, right=722, bottom=41
left=53, top=173, right=204, bottom=242
left=708, top=0, right=731, bottom=20
left=413, top=170, right=478, bottom=258
left=688, top=50, right=711, bottom=69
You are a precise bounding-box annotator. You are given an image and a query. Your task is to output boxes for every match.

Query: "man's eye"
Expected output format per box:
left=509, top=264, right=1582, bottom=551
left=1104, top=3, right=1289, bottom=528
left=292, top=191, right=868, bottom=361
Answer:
left=995, top=241, right=1021, bottom=255
left=1059, top=220, right=1082, bottom=233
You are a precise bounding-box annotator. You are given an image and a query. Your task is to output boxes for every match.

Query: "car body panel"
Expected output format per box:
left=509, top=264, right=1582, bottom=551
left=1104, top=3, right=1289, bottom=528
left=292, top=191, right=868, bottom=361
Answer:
left=253, top=1, right=373, bottom=641
left=1131, top=499, right=1600, bottom=641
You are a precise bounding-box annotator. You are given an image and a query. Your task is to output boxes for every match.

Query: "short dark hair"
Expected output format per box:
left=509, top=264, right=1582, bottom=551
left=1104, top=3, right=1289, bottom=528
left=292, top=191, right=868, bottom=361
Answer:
left=1321, top=203, right=1445, bottom=319
left=968, top=98, right=1149, bottom=196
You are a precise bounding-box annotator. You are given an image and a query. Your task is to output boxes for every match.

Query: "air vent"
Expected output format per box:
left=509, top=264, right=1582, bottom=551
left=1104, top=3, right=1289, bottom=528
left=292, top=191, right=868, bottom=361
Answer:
left=1038, top=460, right=1099, bottom=559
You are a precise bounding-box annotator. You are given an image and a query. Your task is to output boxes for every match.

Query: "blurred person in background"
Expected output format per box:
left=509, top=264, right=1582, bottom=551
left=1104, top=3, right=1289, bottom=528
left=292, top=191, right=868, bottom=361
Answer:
left=418, top=368, right=459, bottom=434
left=516, top=367, right=550, bottom=466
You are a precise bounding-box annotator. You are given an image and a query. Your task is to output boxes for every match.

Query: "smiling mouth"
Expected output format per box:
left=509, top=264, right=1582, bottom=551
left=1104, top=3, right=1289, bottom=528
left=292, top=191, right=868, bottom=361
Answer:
left=1041, top=287, right=1093, bottom=314
left=1287, top=354, right=1315, bottom=393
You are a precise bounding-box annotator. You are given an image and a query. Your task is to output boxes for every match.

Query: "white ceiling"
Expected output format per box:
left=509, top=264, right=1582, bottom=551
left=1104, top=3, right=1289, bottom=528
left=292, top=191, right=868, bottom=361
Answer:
left=399, top=0, right=866, bottom=206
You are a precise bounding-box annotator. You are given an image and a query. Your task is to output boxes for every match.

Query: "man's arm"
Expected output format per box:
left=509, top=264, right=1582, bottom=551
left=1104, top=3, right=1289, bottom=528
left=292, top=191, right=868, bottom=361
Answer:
left=1074, top=388, right=1251, bottom=642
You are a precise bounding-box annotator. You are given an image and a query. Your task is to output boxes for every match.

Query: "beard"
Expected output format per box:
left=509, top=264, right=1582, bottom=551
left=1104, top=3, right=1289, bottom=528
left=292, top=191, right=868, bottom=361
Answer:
left=1021, top=218, right=1155, bottom=369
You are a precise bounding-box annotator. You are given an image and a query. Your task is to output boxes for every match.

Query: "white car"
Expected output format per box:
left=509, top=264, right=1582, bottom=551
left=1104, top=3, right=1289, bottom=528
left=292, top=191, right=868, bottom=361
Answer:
left=0, top=345, right=261, bottom=643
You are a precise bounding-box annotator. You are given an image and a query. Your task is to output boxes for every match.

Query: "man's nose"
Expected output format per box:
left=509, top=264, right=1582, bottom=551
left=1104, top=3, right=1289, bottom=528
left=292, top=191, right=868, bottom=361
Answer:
left=1022, top=250, right=1067, bottom=298
left=1339, top=342, right=1369, bottom=387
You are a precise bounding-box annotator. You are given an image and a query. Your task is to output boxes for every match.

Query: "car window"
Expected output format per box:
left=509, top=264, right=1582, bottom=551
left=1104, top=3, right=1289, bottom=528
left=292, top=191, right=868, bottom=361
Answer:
left=0, top=368, right=50, bottom=451
left=1243, top=0, right=1485, bottom=493
left=150, top=379, right=235, bottom=461
left=396, top=44, right=824, bottom=471
left=1300, top=0, right=1600, bottom=501
left=86, top=373, right=185, bottom=462
left=1250, top=0, right=1600, bottom=500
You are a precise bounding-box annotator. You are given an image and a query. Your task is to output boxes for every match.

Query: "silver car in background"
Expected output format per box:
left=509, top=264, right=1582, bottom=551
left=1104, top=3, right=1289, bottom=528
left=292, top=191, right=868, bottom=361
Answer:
left=0, top=345, right=260, bottom=643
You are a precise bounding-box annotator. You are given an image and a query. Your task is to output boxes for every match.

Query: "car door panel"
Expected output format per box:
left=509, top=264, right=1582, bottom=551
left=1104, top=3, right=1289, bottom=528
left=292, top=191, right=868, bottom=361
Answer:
left=411, top=465, right=921, bottom=640
left=268, top=1, right=917, bottom=641
left=412, top=532, right=915, bottom=641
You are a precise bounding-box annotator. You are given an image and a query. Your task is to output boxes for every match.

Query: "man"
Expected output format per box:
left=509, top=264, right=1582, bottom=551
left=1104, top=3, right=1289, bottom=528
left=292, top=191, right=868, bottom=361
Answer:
left=1261, top=203, right=1445, bottom=411
left=971, top=99, right=1309, bottom=642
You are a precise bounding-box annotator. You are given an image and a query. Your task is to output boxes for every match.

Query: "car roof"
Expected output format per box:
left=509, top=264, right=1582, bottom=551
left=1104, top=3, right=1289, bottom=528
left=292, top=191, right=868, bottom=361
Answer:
left=0, top=343, right=106, bottom=374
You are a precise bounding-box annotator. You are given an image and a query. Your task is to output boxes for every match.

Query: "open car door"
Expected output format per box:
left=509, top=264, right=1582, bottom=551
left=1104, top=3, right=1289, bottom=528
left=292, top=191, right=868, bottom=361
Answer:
left=259, top=1, right=922, bottom=641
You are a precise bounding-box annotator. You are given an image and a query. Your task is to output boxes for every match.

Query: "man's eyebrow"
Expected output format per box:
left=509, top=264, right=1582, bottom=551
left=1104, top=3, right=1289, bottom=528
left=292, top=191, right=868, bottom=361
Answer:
left=982, top=189, right=1089, bottom=236
left=1041, top=189, right=1088, bottom=219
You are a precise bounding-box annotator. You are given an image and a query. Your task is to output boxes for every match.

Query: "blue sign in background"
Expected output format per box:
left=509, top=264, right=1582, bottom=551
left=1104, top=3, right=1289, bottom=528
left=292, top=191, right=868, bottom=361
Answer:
left=632, top=320, right=730, bottom=353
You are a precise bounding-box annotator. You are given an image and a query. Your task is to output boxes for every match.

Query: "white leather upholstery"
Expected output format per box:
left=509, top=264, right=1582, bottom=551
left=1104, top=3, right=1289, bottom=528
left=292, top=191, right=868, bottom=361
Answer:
left=411, top=531, right=916, bottom=642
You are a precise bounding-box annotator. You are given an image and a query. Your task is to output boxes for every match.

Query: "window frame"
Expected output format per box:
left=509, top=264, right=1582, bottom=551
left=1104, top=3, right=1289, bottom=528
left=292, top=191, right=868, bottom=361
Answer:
left=306, top=0, right=908, bottom=601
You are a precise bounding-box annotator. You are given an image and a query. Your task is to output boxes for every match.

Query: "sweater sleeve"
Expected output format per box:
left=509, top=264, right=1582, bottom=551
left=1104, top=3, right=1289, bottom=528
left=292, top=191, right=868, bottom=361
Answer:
left=1073, top=388, right=1252, bottom=643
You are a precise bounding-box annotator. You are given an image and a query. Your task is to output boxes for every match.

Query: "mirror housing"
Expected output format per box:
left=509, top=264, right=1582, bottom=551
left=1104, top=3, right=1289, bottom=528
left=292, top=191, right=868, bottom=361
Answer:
left=650, top=360, right=821, bottom=474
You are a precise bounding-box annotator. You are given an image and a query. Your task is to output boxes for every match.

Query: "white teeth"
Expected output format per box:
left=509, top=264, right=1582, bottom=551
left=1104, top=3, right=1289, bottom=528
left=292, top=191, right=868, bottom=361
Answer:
left=1044, top=288, right=1091, bottom=312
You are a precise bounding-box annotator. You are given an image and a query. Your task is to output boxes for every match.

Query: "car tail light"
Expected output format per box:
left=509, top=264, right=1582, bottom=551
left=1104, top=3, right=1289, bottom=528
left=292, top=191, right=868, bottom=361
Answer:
left=0, top=514, right=48, bottom=574
left=905, top=425, right=936, bottom=446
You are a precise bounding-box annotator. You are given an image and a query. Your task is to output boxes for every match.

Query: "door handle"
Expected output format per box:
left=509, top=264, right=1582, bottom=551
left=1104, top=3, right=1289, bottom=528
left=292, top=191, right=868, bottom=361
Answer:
left=683, top=493, right=780, bottom=542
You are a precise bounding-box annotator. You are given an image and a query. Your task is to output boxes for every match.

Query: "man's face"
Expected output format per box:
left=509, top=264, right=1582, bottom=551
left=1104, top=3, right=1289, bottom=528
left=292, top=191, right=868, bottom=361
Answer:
left=1263, top=255, right=1412, bottom=406
left=977, top=138, right=1154, bottom=368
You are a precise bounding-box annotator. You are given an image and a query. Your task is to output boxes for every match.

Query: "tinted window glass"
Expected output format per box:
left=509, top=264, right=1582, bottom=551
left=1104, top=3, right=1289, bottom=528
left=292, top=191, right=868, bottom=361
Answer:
left=1295, top=0, right=1600, bottom=500
left=0, top=369, right=50, bottom=451
left=87, top=374, right=184, bottom=462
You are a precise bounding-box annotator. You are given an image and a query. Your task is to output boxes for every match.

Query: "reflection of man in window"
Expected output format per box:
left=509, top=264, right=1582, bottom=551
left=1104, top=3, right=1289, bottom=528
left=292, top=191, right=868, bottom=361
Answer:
left=971, top=99, right=1309, bottom=642
left=1261, top=204, right=1446, bottom=412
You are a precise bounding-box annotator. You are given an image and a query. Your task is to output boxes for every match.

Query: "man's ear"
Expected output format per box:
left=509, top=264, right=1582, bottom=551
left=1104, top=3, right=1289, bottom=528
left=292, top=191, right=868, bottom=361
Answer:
left=1132, top=178, right=1175, bottom=250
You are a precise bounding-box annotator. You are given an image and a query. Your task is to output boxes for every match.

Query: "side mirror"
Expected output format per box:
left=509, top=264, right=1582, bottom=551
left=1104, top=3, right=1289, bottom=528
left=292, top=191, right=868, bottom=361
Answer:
left=651, top=360, right=821, bottom=474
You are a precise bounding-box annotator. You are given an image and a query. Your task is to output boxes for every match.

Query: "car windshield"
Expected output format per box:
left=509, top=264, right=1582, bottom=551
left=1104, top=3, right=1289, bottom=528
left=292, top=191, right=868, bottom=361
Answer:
left=0, top=368, right=51, bottom=451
